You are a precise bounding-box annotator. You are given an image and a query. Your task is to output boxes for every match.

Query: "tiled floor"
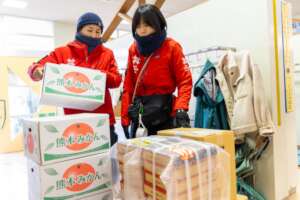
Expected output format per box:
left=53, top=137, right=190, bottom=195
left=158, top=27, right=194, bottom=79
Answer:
left=0, top=152, right=29, bottom=200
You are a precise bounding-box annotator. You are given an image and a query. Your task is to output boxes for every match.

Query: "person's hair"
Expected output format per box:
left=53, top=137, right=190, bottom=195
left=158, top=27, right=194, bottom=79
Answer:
left=132, top=4, right=167, bottom=35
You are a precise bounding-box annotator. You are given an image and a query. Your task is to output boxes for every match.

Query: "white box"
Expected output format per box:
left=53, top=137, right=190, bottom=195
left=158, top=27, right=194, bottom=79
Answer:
left=23, top=114, right=110, bottom=165
left=79, top=190, right=113, bottom=200
left=27, top=153, right=112, bottom=200
left=40, top=63, right=106, bottom=111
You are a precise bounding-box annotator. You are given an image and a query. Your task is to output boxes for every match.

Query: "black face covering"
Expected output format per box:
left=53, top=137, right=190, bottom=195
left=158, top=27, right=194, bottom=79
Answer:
left=75, top=33, right=102, bottom=53
left=134, top=29, right=167, bottom=56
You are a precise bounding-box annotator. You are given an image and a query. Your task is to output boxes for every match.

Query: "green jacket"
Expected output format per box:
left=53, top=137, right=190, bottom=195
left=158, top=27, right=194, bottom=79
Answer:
left=194, top=60, right=229, bottom=129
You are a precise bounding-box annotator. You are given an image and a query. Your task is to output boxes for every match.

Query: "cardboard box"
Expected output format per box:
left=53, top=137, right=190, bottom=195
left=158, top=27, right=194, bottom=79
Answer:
left=40, top=63, right=106, bottom=111
left=23, top=114, right=110, bottom=165
left=158, top=128, right=237, bottom=200
left=117, top=136, right=230, bottom=200
left=77, top=189, right=113, bottom=200
left=237, top=194, right=248, bottom=200
left=27, top=153, right=112, bottom=200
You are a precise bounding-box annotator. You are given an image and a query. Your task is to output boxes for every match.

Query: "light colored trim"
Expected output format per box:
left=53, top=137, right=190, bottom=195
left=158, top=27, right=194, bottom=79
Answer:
left=154, top=0, right=165, bottom=8
left=118, top=13, right=132, bottom=23
left=272, top=0, right=282, bottom=126
left=138, top=0, right=145, bottom=5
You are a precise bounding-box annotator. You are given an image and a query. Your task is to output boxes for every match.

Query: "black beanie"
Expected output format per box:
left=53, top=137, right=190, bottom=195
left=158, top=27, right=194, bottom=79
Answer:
left=77, top=12, right=104, bottom=33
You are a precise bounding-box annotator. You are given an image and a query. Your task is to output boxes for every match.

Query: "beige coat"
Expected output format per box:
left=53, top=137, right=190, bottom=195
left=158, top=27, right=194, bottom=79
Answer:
left=216, top=51, right=274, bottom=139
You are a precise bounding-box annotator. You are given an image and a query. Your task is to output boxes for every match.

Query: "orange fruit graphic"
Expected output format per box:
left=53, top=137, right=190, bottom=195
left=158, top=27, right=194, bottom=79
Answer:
left=63, top=163, right=95, bottom=192
left=63, top=123, right=94, bottom=151
left=27, top=129, right=34, bottom=154
left=63, top=72, right=90, bottom=93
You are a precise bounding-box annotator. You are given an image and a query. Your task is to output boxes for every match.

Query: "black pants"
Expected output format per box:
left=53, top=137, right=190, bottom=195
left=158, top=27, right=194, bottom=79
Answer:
left=110, top=125, right=118, bottom=146
left=147, top=118, right=174, bottom=136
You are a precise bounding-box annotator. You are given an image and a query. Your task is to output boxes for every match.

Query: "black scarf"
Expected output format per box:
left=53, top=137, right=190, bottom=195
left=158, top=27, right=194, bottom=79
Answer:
left=75, top=33, right=102, bottom=54
left=134, top=29, right=167, bottom=56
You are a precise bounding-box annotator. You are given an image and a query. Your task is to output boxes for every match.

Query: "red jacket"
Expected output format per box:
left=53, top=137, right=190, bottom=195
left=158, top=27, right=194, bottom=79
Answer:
left=28, top=41, right=122, bottom=125
left=121, top=38, right=192, bottom=126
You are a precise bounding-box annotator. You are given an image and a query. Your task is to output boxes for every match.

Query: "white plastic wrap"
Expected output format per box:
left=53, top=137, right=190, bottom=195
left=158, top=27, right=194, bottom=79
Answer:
left=117, top=136, right=230, bottom=200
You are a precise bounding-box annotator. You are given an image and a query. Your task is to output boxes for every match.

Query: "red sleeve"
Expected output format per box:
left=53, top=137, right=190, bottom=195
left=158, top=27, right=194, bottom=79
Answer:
left=104, top=52, right=122, bottom=89
left=28, top=50, right=60, bottom=81
left=171, top=43, right=192, bottom=112
left=121, top=51, right=135, bottom=126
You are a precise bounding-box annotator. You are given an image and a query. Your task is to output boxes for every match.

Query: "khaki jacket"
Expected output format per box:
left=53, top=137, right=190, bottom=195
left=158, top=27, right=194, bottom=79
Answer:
left=216, top=51, right=275, bottom=139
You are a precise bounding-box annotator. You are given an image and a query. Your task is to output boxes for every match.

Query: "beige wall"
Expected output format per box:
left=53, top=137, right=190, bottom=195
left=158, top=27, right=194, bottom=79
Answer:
left=0, top=57, right=38, bottom=153
left=0, top=56, right=59, bottom=153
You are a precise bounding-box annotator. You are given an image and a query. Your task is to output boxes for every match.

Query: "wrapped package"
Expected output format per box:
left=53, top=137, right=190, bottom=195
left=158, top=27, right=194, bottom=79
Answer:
left=158, top=128, right=237, bottom=200
left=117, top=136, right=230, bottom=200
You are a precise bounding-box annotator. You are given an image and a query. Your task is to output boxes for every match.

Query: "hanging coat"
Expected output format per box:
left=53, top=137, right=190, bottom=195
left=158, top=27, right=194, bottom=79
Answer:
left=194, top=59, right=229, bottom=129
left=216, top=51, right=275, bottom=139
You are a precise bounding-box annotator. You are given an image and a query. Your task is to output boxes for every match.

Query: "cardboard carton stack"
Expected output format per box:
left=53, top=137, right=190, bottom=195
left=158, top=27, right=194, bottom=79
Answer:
left=23, top=114, right=113, bottom=200
left=117, top=136, right=230, bottom=200
left=23, top=62, right=112, bottom=199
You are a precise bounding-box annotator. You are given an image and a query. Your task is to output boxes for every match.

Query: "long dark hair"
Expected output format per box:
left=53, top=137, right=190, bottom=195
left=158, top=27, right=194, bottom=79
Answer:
left=132, top=4, right=167, bottom=36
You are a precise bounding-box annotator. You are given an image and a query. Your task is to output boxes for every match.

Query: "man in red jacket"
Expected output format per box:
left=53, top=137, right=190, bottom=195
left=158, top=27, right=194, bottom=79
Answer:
left=28, top=12, right=122, bottom=145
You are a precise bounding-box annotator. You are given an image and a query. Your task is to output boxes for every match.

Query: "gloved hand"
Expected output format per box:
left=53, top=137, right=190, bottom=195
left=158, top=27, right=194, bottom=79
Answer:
left=122, top=125, right=130, bottom=139
left=174, top=109, right=191, bottom=128
left=30, top=63, right=44, bottom=81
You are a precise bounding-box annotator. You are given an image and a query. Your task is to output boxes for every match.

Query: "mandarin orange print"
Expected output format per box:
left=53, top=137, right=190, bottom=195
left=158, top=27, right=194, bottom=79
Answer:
left=63, top=123, right=94, bottom=151
left=63, top=163, right=95, bottom=192
left=63, top=72, right=90, bottom=93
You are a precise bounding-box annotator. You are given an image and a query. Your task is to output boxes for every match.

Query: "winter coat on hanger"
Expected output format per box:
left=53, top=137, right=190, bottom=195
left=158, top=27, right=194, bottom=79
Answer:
left=216, top=50, right=275, bottom=140
left=194, top=59, right=229, bottom=129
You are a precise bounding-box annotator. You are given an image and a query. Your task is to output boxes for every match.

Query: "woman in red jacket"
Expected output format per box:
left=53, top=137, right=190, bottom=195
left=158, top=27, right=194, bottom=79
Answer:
left=121, top=4, right=192, bottom=138
left=28, top=12, right=122, bottom=145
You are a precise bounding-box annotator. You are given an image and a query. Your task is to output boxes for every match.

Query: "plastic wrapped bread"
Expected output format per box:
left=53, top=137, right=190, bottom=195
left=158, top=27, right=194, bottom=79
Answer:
left=117, top=136, right=230, bottom=200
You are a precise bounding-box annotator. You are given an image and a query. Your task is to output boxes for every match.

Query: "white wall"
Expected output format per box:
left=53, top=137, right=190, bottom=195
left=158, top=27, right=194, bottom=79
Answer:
left=168, top=0, right=273, bottom=96
left=294, top=72, right=300, bottom=145
left=293, top=35, right=300, bottom=145
left=54, top=22, right=76, bottom=47
left=293, top=35, right=300, bottom=64
left=105, top=35, right=133, bottom=72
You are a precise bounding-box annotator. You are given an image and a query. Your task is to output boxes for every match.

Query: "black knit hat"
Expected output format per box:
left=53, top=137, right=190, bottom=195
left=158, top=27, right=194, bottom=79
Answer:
left=77, top=12, right=104, bottom=33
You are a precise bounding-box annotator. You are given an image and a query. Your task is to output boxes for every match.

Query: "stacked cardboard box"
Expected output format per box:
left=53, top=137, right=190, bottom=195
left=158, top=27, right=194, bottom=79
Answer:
left=23, top=114, right=113, bottom=200
left=40, top=63, right=106, bottom=111
left=117, top=136, right=230, bottom=200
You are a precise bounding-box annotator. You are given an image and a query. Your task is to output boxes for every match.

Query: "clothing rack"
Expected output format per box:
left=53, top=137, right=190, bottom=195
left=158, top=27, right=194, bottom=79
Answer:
left=186, top=46, right=237, bottom=69
left=185, top=46, right=237, bottom=57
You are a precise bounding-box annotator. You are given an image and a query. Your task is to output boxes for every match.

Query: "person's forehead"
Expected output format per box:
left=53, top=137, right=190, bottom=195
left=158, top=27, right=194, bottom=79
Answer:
left=85, top=24, right=101, bottom=29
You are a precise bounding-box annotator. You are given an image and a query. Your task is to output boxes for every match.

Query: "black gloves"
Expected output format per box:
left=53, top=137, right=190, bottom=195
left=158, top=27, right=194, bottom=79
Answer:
left=174, top=109, right=191, bottom=128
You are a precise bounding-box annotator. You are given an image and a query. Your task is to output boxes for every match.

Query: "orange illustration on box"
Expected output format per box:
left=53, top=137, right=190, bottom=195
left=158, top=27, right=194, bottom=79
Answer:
left=62, top=123, right=95, bottom=151
left=60, top=163, right=97, bottom=192
left=63, top=72, right=91, bottom=94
